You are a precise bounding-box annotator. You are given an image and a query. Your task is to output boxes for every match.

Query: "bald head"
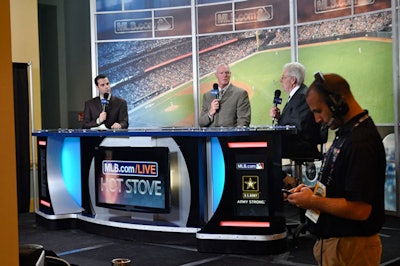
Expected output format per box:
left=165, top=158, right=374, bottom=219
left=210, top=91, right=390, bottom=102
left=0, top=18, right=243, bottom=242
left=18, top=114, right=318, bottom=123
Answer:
left=307, top=72, right=362, bottom=125
left=309, top=73, right=352, bottom=99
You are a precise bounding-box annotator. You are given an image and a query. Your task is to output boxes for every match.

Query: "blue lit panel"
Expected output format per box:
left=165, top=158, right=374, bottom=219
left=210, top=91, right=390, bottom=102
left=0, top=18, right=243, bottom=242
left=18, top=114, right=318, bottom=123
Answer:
left=61, top=137, right=82, bottom=207
left=211, top=137, right=224, bottom=212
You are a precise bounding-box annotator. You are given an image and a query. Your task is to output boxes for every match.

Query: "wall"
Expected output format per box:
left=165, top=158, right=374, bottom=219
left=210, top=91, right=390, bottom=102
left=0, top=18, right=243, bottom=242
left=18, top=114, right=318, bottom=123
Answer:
left=10, top=0, right=42, bottom=213
left=10, top=0, right=42, bottom=130
left=64, top=0, right=92, bottom=129
left=38, top=0, right=91, bottom=129
left=5, top=0, right=42, bottom=262
left=0, top=0, right=19, bottom=264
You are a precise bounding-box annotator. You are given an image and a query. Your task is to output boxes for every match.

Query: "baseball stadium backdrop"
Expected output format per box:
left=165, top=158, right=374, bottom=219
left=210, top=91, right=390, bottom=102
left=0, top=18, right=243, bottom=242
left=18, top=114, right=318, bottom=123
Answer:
left=91, top=0, right=395, bottom=210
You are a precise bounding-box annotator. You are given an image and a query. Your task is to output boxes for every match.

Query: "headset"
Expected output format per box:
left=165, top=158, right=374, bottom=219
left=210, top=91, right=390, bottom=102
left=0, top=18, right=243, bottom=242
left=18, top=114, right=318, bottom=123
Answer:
left=313, top=71, right=349, bottom=117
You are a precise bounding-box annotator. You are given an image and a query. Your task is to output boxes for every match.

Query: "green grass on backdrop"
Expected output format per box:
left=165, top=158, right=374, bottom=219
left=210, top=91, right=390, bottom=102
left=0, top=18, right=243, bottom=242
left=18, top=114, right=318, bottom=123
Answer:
left=130, top=38, right=393, bottom=127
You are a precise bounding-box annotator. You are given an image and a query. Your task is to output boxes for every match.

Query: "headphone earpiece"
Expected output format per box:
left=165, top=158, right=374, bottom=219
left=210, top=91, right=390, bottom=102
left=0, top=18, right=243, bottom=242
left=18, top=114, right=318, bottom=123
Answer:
left=313, top=72, right=349, bottom=117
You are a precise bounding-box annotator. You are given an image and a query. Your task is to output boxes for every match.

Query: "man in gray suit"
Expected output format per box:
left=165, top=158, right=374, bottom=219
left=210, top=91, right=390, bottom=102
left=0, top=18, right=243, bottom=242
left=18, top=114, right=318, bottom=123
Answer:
left=199, top=63, right=251, bottom=127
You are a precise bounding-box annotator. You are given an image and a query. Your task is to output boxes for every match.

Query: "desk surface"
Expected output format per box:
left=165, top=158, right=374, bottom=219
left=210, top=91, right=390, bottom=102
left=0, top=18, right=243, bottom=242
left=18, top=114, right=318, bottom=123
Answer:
left=32, top=126, right=296, bottom=137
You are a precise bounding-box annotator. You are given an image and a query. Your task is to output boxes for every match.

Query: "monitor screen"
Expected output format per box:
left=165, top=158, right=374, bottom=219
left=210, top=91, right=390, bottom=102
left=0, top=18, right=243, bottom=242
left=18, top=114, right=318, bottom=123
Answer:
left=94, top=146, right=170, bottom=213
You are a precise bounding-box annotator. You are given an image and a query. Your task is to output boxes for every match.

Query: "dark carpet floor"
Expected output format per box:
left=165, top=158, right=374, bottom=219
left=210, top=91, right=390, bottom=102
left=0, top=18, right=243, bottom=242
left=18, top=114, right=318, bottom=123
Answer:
left=18, top=205, right=400, bottom=266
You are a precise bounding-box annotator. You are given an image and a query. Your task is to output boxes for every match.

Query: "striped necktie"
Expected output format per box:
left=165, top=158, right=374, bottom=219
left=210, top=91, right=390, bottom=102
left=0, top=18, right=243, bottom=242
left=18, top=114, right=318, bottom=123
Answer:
left=219, top=89, right=224, bottom=100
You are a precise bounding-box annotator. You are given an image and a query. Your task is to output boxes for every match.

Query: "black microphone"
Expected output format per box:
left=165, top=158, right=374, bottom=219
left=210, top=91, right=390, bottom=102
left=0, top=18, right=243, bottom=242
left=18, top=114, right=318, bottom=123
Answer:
left=211, top=83, right=219, bottom=99
left=272, top=89, right=282, bottom=125
left=101, top=93, right=109, bottom=112
left=273, top=89, right=282, bottom=107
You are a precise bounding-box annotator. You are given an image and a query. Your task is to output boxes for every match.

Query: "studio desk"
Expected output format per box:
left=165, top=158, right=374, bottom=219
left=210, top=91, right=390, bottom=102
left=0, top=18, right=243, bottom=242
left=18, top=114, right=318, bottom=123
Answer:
left=32, top=126, right=295, bottom=255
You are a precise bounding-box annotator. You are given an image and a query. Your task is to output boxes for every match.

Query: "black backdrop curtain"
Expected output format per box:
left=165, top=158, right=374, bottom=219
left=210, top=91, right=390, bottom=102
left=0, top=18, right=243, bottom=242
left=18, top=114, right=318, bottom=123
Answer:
left=13, top=62, right=30, bottom=213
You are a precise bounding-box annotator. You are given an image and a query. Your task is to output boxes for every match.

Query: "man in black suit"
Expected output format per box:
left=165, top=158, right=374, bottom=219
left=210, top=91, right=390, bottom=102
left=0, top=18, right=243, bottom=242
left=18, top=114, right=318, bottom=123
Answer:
left=82, top=74, right=129, bottom=129
left=270, top=62, right=325, bottom=187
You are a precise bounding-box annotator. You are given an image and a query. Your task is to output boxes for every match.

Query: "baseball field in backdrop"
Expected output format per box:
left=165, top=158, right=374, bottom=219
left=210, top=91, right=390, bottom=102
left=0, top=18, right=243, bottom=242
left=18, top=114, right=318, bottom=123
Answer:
left=129, top=37, right=393, bottom=128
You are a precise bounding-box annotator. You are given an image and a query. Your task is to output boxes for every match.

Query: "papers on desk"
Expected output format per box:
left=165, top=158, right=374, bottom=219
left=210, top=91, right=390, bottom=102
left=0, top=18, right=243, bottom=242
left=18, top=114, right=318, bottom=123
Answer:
left=90, top=124, right=108, bottom=130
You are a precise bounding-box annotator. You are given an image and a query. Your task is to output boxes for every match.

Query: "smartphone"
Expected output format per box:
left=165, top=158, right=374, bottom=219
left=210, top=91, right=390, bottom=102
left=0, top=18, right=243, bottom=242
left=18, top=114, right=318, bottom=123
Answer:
left=281, top=188, right=293, bottom=195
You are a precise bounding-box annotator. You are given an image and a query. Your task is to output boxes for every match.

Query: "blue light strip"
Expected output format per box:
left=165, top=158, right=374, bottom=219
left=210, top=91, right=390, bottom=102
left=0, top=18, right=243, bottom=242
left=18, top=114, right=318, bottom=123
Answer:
left=61, top=137, right=82, bottom=207
left=210, top=137, right=224, bottom=212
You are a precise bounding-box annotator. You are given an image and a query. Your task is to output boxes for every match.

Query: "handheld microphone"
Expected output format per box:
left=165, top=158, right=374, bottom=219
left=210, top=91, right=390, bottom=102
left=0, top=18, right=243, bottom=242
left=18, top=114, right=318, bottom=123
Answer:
left=272, top=89, right=282, bottom=125
left=273, top=89, right=282, bottom=107
left=101, top=93, right=109, bottom=112
left=211, top=83, right=219, bottom=99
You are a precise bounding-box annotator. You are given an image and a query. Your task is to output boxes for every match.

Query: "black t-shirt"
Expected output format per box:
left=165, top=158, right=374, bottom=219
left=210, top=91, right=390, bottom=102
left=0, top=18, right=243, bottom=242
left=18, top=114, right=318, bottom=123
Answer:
left=308, top=111, right=386, bottom=238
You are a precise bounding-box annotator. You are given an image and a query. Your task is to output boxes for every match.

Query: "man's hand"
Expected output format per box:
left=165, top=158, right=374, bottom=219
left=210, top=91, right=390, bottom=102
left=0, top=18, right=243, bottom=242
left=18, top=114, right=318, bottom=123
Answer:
left=111, top=122, right=122, bottom=129
left=270, top=106, right=280, bottom=119
left=287, top=185, right=314, bottom=209
left=99, top=111, right=107, bottom=123
left=209, top=99, right=220, bottom=116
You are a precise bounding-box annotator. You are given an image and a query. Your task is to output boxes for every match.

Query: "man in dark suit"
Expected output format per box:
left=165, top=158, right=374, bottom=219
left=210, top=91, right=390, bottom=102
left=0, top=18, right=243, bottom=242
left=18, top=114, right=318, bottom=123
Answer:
left=82, top=74, right=129, bottom=129
left=271, top=62, right=324, bottom=158
left=199, top=63, right=251, bottom=127
left=270, top=62, right=325, bottom=187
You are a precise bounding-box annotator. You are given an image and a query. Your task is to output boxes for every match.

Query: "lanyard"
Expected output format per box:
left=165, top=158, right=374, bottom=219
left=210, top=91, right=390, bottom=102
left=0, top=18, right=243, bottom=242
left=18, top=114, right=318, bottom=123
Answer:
left=318, top=114, right=369, bottom=187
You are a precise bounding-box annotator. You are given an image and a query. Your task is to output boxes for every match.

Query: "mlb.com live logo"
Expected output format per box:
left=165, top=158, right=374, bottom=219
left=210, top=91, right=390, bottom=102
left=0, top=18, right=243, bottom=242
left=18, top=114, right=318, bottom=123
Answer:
left=102, top=160, right=158, bottom=177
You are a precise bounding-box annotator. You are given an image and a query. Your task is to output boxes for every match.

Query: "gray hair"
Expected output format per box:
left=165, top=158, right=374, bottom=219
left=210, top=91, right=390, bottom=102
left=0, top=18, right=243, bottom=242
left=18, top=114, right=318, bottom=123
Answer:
left=283, top=62, right=306, bottom=85
left=215, top=63, right=230, bottom=72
